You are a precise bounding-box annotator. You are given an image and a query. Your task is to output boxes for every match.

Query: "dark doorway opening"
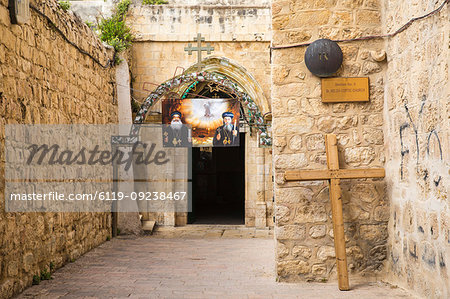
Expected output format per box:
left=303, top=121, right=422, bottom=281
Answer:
left=189, top=133, right=245, bottom=224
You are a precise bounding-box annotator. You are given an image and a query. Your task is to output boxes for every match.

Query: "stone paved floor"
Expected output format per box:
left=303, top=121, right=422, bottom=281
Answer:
left=16, top=234, right=416, bottom=299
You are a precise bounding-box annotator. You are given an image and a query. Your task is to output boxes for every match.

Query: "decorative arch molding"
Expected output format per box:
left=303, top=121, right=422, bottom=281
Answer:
left=132, top=59, right=272, bottom=146
left=185, top=56, right=270, bottom=115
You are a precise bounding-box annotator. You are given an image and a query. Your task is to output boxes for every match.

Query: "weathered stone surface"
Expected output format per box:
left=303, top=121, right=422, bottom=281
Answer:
left=22, top=253, right=34, bottom=273
left=344, top=147, right=376, bottom=165
left=275, top=187, right=315, bottom=204
left=421, top=242, right=436, bottom=268
left=277, top=260, right=310, bottom=276
left=273, top=153, right=308, bottom=169
left=362, top=61, right=382, bottom=75
left=0, top=0, right=117, bottom=297
left=275, top=205, right=291, bottom=224
left=356, top=10, right=381, bottom=25
left=311, top=264, right=327, bottom=276
left=349, top=183, right=380, bottom=203
left=305, top=134, right=325, bottom=151
left=273, top=66, right=290, bottom=84
left=317, top=246, right=336, bottom=262
left=273, top=0, right=390, bottom=274
left=294, top=204, right=328, bottom=223
left=309, top=224, right=327, bottom=238
left=277, top=241, right=289, bottom=259
left=369, top=245, right=386, bottom=261
left=290, top=10, right=331, bottom=28
left=317, top=116, right=336, bottom=133
left=7, top=261, right=18, bottom=277
left=337, top=116, right=358, bottom=130
left=360, top=224, right=387, bottom=242
left=374, top=205, right=389, bottom=221
left=275, top=225, right=306, bottom=240
left=292, top=245, right=312, bottom=259
left=346, top=246, right=364, bottom=261
left=288, top=135, right=302, bottom=151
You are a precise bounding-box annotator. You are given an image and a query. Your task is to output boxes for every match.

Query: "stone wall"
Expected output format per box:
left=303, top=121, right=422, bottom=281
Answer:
left=271, top=0, right=389, bottom=281
left=127, top=0, right=271, bottom=102
left=127, top=0, right=274, bottom=227
left=383, top=1, right=449, bottom=298
left=0, top=0, right=117, bottom=297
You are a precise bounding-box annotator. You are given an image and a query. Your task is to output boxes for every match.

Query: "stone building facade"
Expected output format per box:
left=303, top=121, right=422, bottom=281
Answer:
left=0, top=0, right=117, bottom=297
left=0, top=0, right=448, bottom=298
left=126, top=0, right=274, bottom=227
left=272, top=0, right=387, bottom=282
left=383, top=1, right=448, bottom=298
left=271, top=0, right=448, bottom=297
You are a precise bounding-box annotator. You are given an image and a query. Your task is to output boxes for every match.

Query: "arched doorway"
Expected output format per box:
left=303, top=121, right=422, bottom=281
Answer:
left=133, top=57, right=273, bottom=227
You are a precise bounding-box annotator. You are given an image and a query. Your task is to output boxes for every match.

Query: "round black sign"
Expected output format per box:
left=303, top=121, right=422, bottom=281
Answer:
left=304, top=39, right=343, bottom=77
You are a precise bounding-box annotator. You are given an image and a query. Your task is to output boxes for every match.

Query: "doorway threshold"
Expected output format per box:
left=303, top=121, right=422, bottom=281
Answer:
left=149, top=224, right=273, bottom=239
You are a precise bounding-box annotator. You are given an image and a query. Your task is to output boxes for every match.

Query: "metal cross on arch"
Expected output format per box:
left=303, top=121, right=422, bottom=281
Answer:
left=184, top=33, right=215, bottom=70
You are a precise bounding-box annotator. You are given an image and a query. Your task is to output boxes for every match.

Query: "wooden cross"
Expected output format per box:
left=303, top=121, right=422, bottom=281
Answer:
left=284, top=134, right=385, bottom=291
left=184, top=33, right=214, bottom=69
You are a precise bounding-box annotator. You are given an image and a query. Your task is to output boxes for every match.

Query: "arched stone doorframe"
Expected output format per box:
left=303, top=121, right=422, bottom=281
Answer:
left=132, top=57, right=272, bottom=147
left=184, top=56, right=270, bottom=115
left=133, top=57, right=273, bottom=227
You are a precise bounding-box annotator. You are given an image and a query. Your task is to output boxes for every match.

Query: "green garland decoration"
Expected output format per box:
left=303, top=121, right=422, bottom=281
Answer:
left=133, top=71, right=271, bottom=147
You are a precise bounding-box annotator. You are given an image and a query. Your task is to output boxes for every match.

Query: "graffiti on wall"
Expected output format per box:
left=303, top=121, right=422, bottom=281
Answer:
left=399, top=95, right=443, bottom=187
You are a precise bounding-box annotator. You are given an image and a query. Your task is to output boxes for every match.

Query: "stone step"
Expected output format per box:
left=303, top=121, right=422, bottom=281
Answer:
left=151, top=224, right=273, bottom=239
left=142, top=220, right=156, bottom=234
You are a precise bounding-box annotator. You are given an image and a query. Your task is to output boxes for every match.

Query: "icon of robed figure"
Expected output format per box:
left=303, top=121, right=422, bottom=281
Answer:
left=163, top=111, right=192, bottom=147
left=213, top=112, right=239, bottom=147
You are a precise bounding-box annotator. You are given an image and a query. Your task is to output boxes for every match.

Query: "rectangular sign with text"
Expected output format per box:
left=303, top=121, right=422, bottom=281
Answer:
left=321, top=77, right=369, bottom=102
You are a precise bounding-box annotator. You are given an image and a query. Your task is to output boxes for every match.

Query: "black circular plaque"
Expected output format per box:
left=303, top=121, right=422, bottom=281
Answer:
left=304, top=39, right=343, bottom=77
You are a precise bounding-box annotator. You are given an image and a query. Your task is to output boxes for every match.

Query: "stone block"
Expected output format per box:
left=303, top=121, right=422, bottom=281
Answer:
left=309, top=224, right=327, bottom=238
left=311, top=264, right=327, bottom=276
left=288, top=135, right=302, bottom=151
left=363, top=128, right=384, bottom=145
left=317, top=116, right=336, bottom=133
left=360, top=224, right=387, bottom=242
left=293, top=203, right=327, bottom=223
left=290, top=10, right=331, bottom=28
left=356, top=9, right=381, bottom=25
left=277, top=260, right=310, bottom=276
left=362, top=61, right=382, bottom=75
left=275, top=205, right=291, bottom=224
left=317, top=246, right=336, bottom=262
left=277, top=241, right=289, bottom=259
left=337, top=0, right=364, bottom=9
left=275, top=187, right=315, bottom=204
left=272, top=15, right=290, bottom=30
left=330, top=11, right=352, bottom=26
left=369, top=245, right=387, bottom=262
left=344, top=147, right=376, bottom=165
left=273, top=153, right=307, bottom=170
left=374, top=205, right=389, bottom=221
left=349, top=183, right=380, bottom=203
left=305, top=134, right=325, bottom=151
left=292, top=245, right=312, bottom=259
left=275, top=225, right=306, bottom=240
left=7, top=261, right=18, bottom=277
left=22, top=253, right=34, bottom=272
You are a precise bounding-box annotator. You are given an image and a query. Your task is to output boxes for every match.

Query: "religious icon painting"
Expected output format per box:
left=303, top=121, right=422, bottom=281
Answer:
left=161, top=110, right=192, bottom=148
left=162, top=98, right=240, bottom=147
